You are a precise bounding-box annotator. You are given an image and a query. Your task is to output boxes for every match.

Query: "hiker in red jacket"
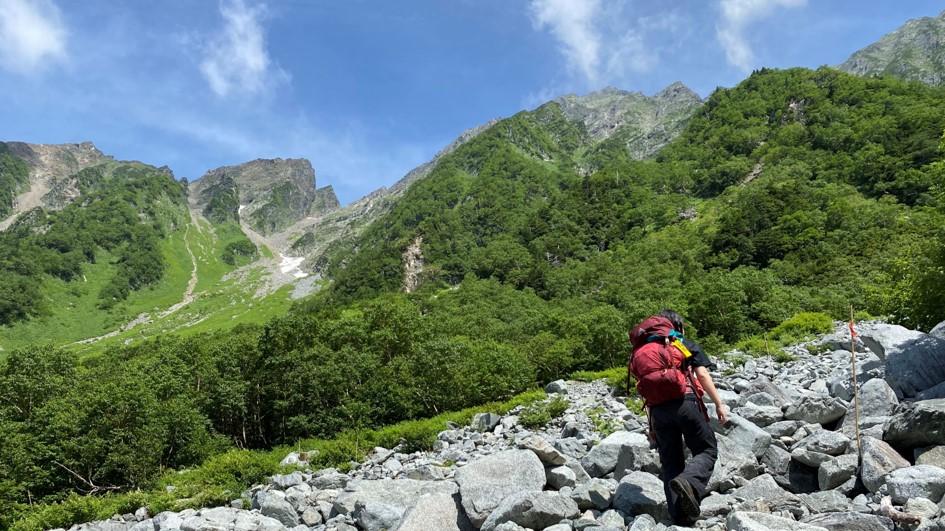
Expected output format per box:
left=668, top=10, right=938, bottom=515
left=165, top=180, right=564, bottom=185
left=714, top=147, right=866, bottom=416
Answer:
left=628, top=309, right=728, bottom=526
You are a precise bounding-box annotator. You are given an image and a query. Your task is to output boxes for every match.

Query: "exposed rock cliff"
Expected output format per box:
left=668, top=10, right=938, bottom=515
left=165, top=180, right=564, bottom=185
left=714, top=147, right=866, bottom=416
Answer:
left=190, top=158, right=339, bottom=235
left=555, top=82, right=702, bottom=159
left=0, top=141, right=107, bottom=230
left=839, top=11, right=945, bottom=85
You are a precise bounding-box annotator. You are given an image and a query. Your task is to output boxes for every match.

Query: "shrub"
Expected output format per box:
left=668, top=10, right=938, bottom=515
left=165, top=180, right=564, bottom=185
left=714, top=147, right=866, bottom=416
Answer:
left=769, top=312, right=834, bottom=343
left=737, top=312, right=834, bottom=357
left=519, top=396, right=569, bottom=429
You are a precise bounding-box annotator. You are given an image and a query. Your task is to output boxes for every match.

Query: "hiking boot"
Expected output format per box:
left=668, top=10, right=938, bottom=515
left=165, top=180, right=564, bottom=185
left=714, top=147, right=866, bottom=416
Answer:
left=670, top=477, right=700, bottom=525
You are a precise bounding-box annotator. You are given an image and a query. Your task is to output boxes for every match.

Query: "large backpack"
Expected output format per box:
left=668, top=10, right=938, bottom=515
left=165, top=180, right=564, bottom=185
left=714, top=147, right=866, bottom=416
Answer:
left=628, top=315, right=691, bottom=407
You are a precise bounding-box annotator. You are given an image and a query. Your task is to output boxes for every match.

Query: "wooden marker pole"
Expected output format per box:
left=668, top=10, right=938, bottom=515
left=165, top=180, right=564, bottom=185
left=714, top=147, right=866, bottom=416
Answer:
left=849, top=306, right=862, bottom=464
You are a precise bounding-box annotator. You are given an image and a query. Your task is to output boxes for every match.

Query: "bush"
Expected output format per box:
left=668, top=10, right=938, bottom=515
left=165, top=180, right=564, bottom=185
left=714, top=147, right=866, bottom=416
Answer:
left=222, top=239, right=257, bottom=265
left=737, top=312, right=834, bottom=357
left=519, top=396, right=569, bottom=429
left=769, top=312, right=834, bottom=343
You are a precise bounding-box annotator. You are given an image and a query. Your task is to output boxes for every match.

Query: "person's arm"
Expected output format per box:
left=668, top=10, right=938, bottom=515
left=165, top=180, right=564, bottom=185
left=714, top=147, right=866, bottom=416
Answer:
left=695, top=365, right=728, bottom=424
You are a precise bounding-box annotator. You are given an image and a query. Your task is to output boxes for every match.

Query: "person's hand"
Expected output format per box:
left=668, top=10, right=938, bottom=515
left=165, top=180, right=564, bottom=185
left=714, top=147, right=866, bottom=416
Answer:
left=716, top=403, right=729, bottom=425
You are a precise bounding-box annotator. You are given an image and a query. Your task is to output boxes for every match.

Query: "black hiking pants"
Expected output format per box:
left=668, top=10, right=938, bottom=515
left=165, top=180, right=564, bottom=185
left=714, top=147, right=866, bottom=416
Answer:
left=649, top=394, right=718, bottom=523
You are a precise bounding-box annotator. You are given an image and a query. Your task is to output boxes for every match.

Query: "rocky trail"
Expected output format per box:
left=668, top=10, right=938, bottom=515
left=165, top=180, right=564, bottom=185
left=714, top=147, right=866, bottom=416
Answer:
left=159, top=220, right=200, bottom=318
left=63, top=321, right=945, bottom=531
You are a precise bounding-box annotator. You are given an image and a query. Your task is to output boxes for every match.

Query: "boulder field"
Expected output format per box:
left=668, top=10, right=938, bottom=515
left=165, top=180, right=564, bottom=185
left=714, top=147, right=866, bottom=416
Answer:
left=64, top=321, right=945, bottom=531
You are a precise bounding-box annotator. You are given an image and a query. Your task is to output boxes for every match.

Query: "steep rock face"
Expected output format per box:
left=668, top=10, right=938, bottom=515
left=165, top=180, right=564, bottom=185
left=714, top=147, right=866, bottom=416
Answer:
left=555, top=82, right=702, bottom=159
left=191, top=158, right=339, bottom=234
left=281, top=121, right=497, bottom=274
left=839, top=11, right=945, bottom=85
left=0, top=141, right=107, bottom=230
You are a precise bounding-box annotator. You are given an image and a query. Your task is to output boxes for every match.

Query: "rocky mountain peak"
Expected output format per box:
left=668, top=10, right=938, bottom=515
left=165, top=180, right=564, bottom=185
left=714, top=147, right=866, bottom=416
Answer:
left=554, top=81, right=703, bottom=158
left=198, top=158, right=318, bottom=203
left=654, top=81, right=701, bottom=105
left=0, top=141, right=110, bottom=230
left=3, top=140, right=107, bottom=173
left=839, top=11, right=945, bottom=85
left=190, top=157, right=340, bottom=235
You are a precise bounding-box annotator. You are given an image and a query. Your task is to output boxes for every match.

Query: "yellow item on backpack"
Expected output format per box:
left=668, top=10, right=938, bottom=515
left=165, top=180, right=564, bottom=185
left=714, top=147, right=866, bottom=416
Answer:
left=672, top=339, right=693, bottom=359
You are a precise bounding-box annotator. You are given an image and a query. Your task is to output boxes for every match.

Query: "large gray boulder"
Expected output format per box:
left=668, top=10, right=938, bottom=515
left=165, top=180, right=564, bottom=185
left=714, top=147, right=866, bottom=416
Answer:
left=803, top=490, right=852, bottom=513
left=766, top=420, right=804, bottom=438
left=738, top=376, right=793, bottom=407
left=517, top=435, right=567, bottom=465
left=333, top=478, right=459, bottom=531
left=260, top=496, right=300, bottom=527
left=791, top=448, right=833, bottom=468
left=612, top=471, right=668, bottom=521
left=454, top=450, right=546, bottom=528
left=545, top=465, right=576, bottom=489
left=857, top=323, right=945, bottom=398
left=198, top=508, right=243, bottom=528
left=917, top=380, right=945, bottom=400
left=763, top=444, right=791, bottom=478
left=479, top=491, right=579, bottom=531
left=885, top=399, right=945, bottom=447
left=311, top=469, right=350, bottom=490
left=734, top=402, right=784, bottom=427
left=859, top=379, right=899, bottom=417
left=554, top=437, right=588, bottom=459
left=818, top=454, right=858, bottom=490
left=395, top=492, right=473, bottom=531
left=613, top=432, right=660, bottom=478
left=885, top=465, right=945, bottom=504
left=708, top=432, right=761, bottom=492
left=727, top=511, right=827, bottom=530
left=785, top=396, right=847, bottom=425
left=918, top=446, right=945, bottom=468
left=271, top=472, right=304, bottom=490
left=860, top=436, right=910, bottom=493
left=470, top=413, right=501, bottom=432
left=793, top=430, right=850, bottom=456
left=707, top=405, right=772, bottom=458
left=801, top=512, right=894, bottom=531
left=570, top=478, right=616, bottom=510
left=701, top=493, right=737, bottom=517
left=931, top=321, right=945, bottom=340
left=581, top=431, right=649, bottom=477
left=731, top=474, right=801, bottom=516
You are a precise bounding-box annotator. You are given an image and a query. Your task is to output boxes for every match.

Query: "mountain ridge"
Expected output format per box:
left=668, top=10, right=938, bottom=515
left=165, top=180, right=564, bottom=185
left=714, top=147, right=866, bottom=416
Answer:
left=839, top=10, right=945, bottom=85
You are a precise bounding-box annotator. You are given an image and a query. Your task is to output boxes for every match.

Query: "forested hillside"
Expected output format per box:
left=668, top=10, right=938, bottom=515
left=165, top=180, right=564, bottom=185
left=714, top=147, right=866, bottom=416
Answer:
left=0, top=152, right=297, bottom=352
left=331, top=67, right=945, bottom=334
left=3, top=66, right=945, bottom=528
left=0, top=161, right=189, bottom=325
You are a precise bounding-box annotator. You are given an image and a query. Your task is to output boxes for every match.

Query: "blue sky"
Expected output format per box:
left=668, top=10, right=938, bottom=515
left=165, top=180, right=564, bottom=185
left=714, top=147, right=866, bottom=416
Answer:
left=0, top=0, right=941, bottom=204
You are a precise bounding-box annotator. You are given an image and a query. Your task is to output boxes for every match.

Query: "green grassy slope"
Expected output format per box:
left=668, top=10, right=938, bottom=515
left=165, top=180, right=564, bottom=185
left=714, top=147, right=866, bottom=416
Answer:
left=0, top=161, right=291, bottom=355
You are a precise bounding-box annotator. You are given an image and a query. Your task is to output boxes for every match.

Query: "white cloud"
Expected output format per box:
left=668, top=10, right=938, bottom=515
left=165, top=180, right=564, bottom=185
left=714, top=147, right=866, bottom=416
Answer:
left=528, top=0, right=685, bottom=87
left=530, top=0, right=603, bottom=83
left=716, top=0, right=806, bottom=71
left=200, top=0, right=285, bottom=97
left=0, top=0, right=67, bottom=73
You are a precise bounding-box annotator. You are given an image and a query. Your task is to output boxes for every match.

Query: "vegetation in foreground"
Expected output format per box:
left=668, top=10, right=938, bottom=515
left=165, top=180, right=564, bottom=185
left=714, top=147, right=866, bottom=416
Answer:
left=7, top=389, right=544, bottom=531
